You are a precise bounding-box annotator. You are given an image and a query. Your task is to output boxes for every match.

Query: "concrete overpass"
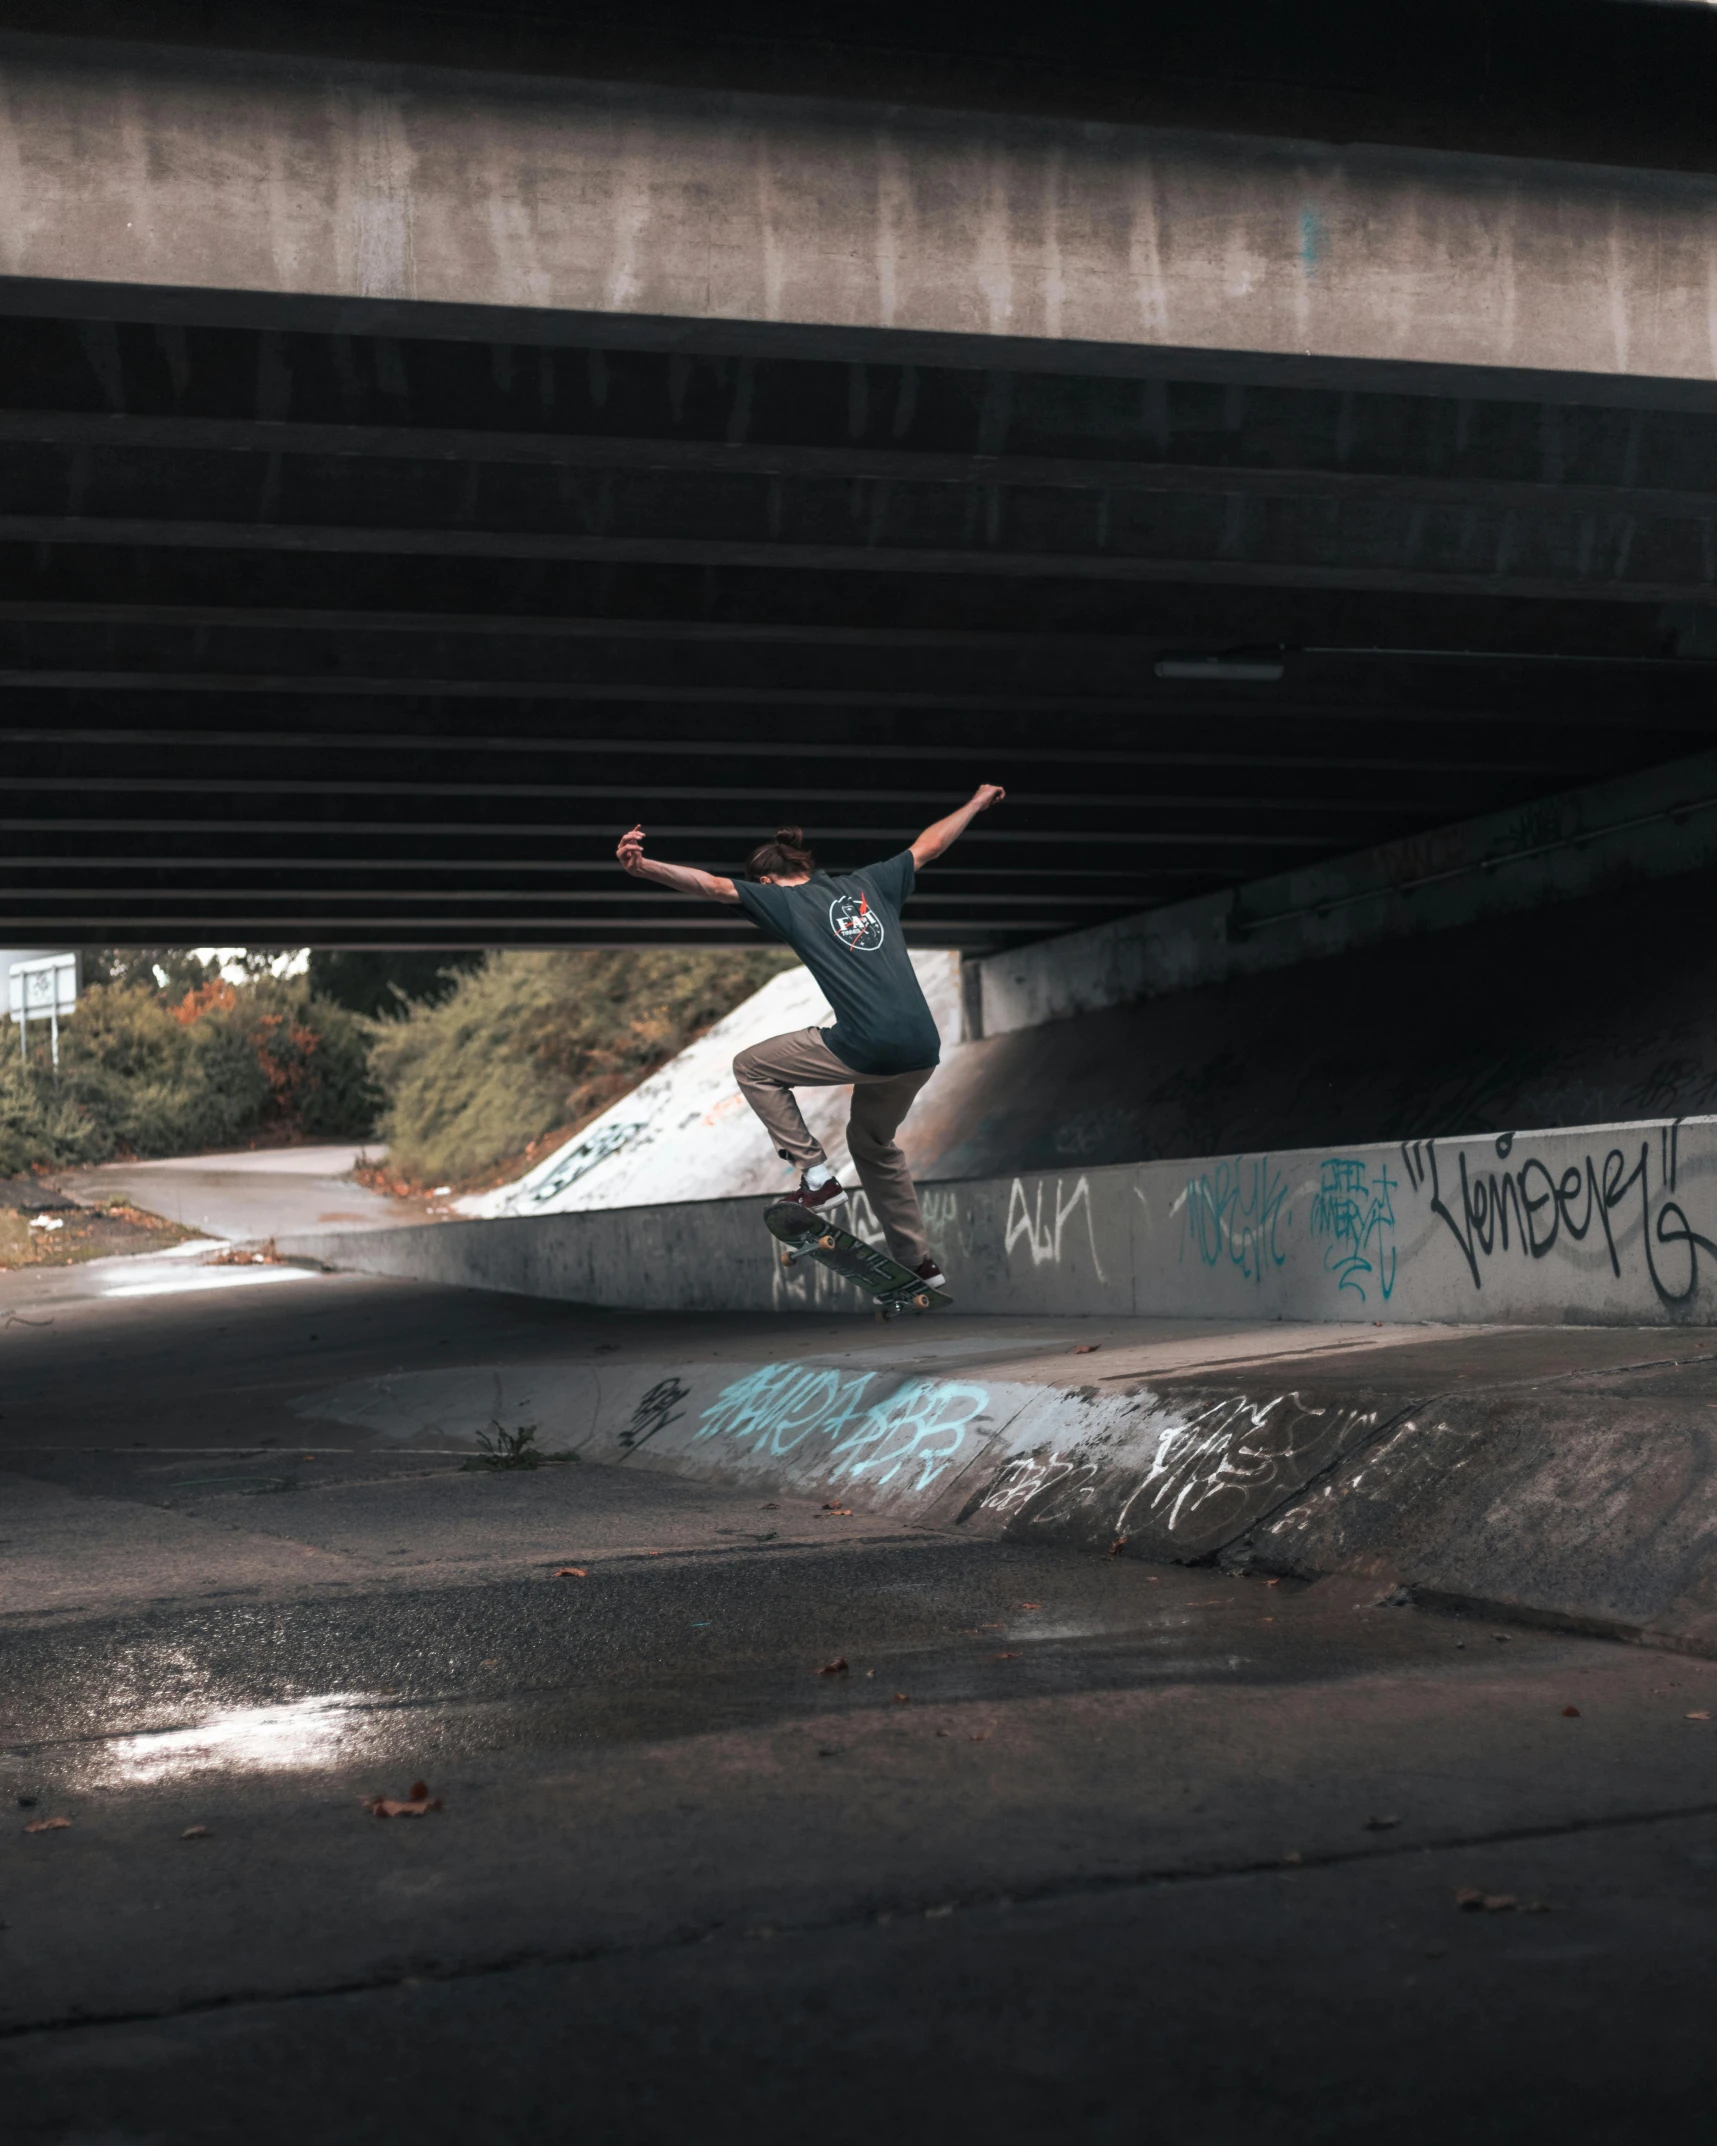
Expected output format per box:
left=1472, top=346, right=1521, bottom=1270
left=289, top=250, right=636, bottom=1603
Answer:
left=4, top=0, right=1717, bottom=951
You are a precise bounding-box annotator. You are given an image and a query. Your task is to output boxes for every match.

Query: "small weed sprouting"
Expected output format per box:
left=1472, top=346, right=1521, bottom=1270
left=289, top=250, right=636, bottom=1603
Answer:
left=460, top=1421, right=574, bottom=1473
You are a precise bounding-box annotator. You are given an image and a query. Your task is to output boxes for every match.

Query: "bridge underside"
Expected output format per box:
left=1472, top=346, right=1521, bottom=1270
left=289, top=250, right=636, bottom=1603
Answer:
left=7, top=302, right=1717, bottom=951
left=5, top=2, right=1717, bottom=952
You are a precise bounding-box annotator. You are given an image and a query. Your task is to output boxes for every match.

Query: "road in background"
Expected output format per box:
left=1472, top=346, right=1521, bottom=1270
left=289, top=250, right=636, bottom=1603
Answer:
left=59, top=1144, right=423, bottom=1243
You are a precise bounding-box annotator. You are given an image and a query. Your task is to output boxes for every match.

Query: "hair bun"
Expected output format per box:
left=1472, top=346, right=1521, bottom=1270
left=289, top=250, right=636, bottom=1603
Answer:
left=775, top=825, right=804, bottom=845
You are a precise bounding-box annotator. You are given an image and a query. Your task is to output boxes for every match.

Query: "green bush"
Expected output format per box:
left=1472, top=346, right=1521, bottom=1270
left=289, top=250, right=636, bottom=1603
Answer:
left=373, top=947, right=790, bottom=1187
left=0, top=1046, right=105, bottom=1176
left=1, top=974, right=381, bottom=1170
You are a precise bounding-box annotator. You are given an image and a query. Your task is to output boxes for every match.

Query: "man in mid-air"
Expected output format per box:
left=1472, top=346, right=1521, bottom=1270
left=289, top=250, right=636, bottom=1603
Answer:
left=615, top=783, right=1007, bottom=1294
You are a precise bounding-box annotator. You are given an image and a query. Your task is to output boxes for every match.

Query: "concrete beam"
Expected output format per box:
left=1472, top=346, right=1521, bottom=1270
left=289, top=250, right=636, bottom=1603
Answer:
left=8, top=31, right=1717, bottom=392
left=973, top=745, right=1717, bottom=1036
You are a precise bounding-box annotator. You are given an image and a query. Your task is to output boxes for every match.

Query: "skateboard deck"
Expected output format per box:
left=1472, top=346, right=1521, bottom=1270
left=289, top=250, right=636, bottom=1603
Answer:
left=764, top=1199, right=952, bottom=1317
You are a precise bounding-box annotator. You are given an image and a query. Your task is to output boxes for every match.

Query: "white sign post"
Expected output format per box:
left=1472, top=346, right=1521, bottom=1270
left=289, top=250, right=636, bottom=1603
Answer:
left=8, top=953, right=79, bottom=1069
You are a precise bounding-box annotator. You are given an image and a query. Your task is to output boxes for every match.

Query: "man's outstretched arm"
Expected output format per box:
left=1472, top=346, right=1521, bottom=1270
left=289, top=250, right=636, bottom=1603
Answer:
left=910, top=784, right=1007, bottom=868
left=615, top=824, right=740, bottom=903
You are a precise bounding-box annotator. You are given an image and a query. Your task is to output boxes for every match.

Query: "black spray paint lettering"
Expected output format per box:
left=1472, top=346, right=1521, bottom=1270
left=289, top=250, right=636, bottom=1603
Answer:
left=1401, top=1124, right=1717, bottom=1306
left=620, top=1376, right=690, bottom=1452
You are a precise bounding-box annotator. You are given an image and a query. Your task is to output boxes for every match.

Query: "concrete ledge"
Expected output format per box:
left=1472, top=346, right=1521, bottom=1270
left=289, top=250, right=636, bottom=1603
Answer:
left=293, top=1342, right=1400, bottom=1565
left=290, top=1315, right=1717, bottom=1657
left=280, top=1111, right=1717, bottom=1328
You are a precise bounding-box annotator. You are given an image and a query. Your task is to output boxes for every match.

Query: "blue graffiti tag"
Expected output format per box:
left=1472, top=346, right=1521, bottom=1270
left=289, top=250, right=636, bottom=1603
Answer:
left=694, top=1363, right=989, bottom=1494
left=1309, top=1156, right=1397, bottom=1302
left=1179, top=1157, right=1291, bottom=1284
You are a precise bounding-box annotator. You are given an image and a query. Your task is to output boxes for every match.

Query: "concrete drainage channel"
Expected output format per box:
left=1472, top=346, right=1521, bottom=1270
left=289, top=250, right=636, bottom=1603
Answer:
left=294, top=1328, right=1717, bottom=1661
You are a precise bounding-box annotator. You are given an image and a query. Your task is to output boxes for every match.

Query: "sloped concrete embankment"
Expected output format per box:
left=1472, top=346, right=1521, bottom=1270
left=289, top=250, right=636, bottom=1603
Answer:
left=295, top=1328, right=1717, bottom=1659
left=282, top=1112, right=1717, bottom=1328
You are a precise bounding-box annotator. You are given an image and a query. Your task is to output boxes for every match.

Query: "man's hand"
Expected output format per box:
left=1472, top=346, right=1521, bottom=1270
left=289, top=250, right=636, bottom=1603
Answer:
left=911, top=783, right=1009, bottom=869
left=612, top=823, right=738, bottom=904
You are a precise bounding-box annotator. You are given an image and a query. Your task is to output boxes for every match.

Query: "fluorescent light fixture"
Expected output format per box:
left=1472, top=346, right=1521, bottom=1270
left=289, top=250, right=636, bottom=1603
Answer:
left=1154, top=656, right=1285, bottom=683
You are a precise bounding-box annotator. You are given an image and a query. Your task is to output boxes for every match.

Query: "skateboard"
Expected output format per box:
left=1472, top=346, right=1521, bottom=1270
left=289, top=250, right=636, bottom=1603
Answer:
left=764, top=1199, right=952, bottom=1319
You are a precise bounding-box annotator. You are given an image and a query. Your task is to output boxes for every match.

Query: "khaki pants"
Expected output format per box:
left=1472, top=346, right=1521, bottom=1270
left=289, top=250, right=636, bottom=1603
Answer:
left=733, top=1028, right=935, bottom=1267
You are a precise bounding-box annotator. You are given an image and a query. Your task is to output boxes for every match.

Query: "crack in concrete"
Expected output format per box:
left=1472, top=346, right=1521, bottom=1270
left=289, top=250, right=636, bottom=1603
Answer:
left=7, top=1794, right=1716, bottom=2045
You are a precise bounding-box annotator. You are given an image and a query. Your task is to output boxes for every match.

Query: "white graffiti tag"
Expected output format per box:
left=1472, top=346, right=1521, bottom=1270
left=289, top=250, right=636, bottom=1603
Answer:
left=1004, top=1176, right=1108, bottom=1284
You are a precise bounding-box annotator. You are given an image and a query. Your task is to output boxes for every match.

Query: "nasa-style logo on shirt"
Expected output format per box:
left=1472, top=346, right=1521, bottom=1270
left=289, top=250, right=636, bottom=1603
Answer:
left=829, top=889, right=884, bottom=952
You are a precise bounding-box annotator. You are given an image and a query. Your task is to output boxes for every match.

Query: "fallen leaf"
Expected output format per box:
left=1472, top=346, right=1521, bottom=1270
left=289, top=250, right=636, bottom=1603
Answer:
left=1491, top=1632, right=1513, bottom=1643
left=24, top=1816, right=70, bottom=1834
left=759, top=1502, right=779, bottom=1510
left=1281, top=1851, right=1302, bottom=1866
left=968, top=1733, right=990, bottom=1742
left=1455, top=1886, right=1517, bottom=1912
left=363, top=1788, right=442, bottom=1818
left=994, top=1651, right=1022, bottom=1661
left=1363, top=1815, right=1402, bottom=1831
left=1072, top=1344, right=1101, bottom=1354
left=1109, top=1535, right=1128, bottom=1557
left=893, top=1692, right=910, bottom=1705
left=1562, top=1706, right=1582, bottom=1718
left=1265, top=1577, right=1281, bottom=1588
left=1687, top=1710, right=1713, bottom=1721
left=925, top=1903, right=954, bottom=1918
left=821, top=1505, right=853, bottom=1516
left=818, top=1657, right=850, bottom=1677
left=480, top=1658, right=501, bottom=1667
left=553, top=1566, right=587, bottom=1579
left=1017, top=1602, right=1042, bottom=1610
left=181, top=1825, right=210, bottom=1840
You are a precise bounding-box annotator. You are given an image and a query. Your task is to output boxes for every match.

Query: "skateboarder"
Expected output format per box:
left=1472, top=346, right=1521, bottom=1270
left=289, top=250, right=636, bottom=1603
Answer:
left=615, top=784, right=1006, bottom=1291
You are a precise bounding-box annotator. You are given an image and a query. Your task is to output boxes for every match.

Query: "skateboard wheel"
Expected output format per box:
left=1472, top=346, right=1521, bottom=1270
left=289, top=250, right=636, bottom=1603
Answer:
left=913, top=1293, right=930, bottom=1310
left=780, top=1251, right=793, bottom=1268
left=818, top=1234, right=837, bottom=1250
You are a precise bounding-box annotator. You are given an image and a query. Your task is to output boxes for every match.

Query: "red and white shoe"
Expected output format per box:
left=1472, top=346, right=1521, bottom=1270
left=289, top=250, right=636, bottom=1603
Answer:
left=913, top=1257, right=949, bottom=1291
left=780, top=1168, right=848, bottom=1216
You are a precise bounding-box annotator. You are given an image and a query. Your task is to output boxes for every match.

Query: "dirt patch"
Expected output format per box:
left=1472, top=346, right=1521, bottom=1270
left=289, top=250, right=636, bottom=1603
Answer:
left=0, top=1199, right=202, bottom=1268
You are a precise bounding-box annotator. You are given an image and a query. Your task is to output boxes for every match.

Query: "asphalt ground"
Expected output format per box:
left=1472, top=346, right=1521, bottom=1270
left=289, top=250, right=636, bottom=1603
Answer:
left=5, top=1258, right=1717, bottom=2143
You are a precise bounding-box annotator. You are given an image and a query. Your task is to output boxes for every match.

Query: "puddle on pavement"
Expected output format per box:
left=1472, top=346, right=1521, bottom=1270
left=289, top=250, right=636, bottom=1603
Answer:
left=74, top=1692, right=398, bottom=1787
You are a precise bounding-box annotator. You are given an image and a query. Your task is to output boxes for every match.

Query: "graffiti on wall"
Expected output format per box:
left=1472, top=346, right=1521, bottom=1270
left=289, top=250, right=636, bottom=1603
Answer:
left=694, top=1362, right=991, bottom=1493
left=1403, top=1123, right=1717, bottom=1306
left=619, top=1376, right=689, bottom=1453
left=1176, top=1156, right=1290, bottom=1285
left=515, top=1120, right=649, bottom=1211
left=1004, top=1175, right=1107, bottom=1282
left=976, top=1391, right=1380, bottom=1559
left=1310, top=1155, right=1397, bottom=1303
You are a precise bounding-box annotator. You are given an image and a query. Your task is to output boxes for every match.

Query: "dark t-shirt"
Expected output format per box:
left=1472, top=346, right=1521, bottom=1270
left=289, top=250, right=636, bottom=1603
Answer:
left=733, top=851, right=940, bottom=1076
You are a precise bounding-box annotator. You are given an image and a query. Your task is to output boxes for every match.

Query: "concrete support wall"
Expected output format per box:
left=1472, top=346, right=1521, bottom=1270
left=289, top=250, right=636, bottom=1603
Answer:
left=281, top=1112, right=1717, bottom=1328
left=8, top=30, right=1717, bottom=388
left=974, top=747, right=1717, bottom=1038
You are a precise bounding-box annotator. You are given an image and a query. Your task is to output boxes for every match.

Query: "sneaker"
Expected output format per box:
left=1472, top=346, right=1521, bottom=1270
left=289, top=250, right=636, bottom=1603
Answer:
left=913, top=1257, right=949, bottom=1291
left=782, top=1170, right=848, bottom=1215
